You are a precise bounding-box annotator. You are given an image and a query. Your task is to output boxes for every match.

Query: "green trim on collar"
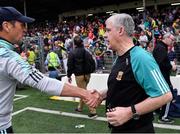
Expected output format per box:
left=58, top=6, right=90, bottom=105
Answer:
left=0, top=39, right=15, bottom=50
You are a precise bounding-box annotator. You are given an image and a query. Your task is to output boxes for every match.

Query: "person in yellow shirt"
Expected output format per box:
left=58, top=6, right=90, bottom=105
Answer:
left=27, top=47, right=36, bottom=67
left=98, top=24, right=105, bottom=37
left=172, top=18, right=180, bottom=35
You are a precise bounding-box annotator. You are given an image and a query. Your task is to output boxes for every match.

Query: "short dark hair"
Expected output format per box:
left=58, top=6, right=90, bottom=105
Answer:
left=73, top=36, right=83, bottom=47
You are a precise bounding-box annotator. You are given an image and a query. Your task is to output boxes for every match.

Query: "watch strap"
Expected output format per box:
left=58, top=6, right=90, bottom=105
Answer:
left=131, top=105, right=136, bottom=114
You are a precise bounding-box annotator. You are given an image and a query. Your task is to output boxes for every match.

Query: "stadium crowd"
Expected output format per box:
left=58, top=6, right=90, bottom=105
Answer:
left=15, top=5, right=179, bottom=74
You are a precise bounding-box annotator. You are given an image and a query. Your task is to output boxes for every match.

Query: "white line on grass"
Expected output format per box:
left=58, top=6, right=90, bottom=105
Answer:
left=12, top=107, right=107, bottom=121
left=12, top=107, right=28, bottom=116
left=14, top=94, right=28, bottom=101
left=153, top=123, right=180, bottom=130
left=25, top=107, right=106, bottom=121
left=12, top=107, right=180, bottom=130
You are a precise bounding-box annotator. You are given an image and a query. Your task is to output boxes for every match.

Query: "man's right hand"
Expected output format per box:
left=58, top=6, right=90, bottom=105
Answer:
left=84, top=90, right=103, bottom=108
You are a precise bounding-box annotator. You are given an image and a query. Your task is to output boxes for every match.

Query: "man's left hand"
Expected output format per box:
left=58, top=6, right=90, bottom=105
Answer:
left=106, top=107, right=132, bottom=126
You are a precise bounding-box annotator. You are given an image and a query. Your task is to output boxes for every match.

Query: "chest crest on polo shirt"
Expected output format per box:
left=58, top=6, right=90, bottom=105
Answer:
left=116, top=71, right=124, bottom=81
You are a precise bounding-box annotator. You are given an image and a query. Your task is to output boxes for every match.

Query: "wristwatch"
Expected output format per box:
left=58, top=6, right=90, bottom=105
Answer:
left=131, top=105, right=140, bottom=120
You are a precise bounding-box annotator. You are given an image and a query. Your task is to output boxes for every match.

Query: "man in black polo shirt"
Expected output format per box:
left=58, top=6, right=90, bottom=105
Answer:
left=99, top=13, right=173, bottom=133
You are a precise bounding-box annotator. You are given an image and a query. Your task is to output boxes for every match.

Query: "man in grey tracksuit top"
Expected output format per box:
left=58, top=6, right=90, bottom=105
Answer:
left=0, top=6, right=100, bottom=133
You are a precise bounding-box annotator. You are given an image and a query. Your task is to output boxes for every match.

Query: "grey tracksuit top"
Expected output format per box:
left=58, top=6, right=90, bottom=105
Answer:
left=0, top=39, right=64, bottom=130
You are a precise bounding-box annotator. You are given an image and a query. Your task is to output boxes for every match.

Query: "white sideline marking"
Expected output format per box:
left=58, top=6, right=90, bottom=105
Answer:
left=14, top=94, right=28, bottom=101
left=12, top=107, right=28, bottom=116
left=153, top=123, right=180, bottom=130
left=12, top=107, right=180, bottom=130
left=28, top=107, right=107, bottom=121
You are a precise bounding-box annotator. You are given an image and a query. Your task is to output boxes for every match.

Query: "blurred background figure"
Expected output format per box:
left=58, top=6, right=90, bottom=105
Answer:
left=153, top=32, right=176, bottom=124
left=138, top=31, right=148, bottom=49
left=27, top=47, right=36, bottom=67
left=94, top=41, right=105, bottom=73
left=146, top=40, right=154, bottom=53
left=67, top=36, right=97, bottom=118
left=45, top=49, right=61, bottom=79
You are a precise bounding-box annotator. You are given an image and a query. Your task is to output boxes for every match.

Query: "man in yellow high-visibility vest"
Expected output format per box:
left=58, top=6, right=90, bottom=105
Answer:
left=45, top=50, right=61, bottom=78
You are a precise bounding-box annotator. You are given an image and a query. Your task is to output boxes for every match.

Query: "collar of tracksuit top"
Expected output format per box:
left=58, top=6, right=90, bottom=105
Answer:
left=0, top=37, right=15, bottom=50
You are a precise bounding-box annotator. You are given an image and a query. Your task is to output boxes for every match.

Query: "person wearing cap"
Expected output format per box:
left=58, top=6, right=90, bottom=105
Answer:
left=0, top=6, right=101, bottom=133
left=96, top=13, right=172, bottom=133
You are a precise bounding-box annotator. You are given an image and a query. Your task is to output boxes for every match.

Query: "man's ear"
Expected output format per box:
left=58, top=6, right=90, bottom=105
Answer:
left=2, top=21, right=12, bottom=32
left=118, top=26, right=124, bottom=36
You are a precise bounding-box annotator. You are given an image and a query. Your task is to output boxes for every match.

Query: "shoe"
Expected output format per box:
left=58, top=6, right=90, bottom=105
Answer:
left=158, top=117, right=174, bottom=124
left=75, top=108, right=82, bottom=112
left=88, top=113, right=97, bottom=118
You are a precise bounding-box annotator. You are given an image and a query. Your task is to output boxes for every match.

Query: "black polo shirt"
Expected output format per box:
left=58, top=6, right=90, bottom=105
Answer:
left=106, top=46, right=170, bottom=132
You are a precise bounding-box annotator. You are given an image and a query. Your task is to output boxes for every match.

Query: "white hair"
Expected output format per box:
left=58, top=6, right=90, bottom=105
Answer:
left=106, top=13, right=135, bottom=36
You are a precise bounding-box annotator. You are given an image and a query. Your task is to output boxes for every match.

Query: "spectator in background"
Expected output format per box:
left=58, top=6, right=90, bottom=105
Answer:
left=172, top=18, right=180, bottom=35
left=153, top=32, right=176, bottom=124
left=138, top=19, right=145, bottom=31
left=98, top=24, right=105, bottom=37
left=45, top=50, right=61, bottom=79
left=53, top=40, right=63, bottom=60
left=144, top=19, right=150, bottom=30
left=146, top=40, right=154, bottom=53
left=148, top=17, right=157, bottom=29
left=94, top=41, right=105, bottom=72
left=145, top=27, right=152, bottom=41
left=153, top=26, right=161, bottom=39
left=43, top=45, right=50, bottom=58
left=164, top=27, right=174, bottom=35
left=27, top=47, right=36, bottom=67
left=67, top=36, right=97, bottom=118
left=138, top=31, right=148, bottom=49
left=64, top=35, right=73, bottom=53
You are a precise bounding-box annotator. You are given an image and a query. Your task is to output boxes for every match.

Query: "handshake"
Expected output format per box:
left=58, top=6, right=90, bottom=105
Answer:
left=83, top=89, right=105, bottom=108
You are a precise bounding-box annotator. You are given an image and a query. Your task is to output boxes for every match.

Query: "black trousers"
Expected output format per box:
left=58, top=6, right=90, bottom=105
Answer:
left=0, top=126, right=13, bottom=134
